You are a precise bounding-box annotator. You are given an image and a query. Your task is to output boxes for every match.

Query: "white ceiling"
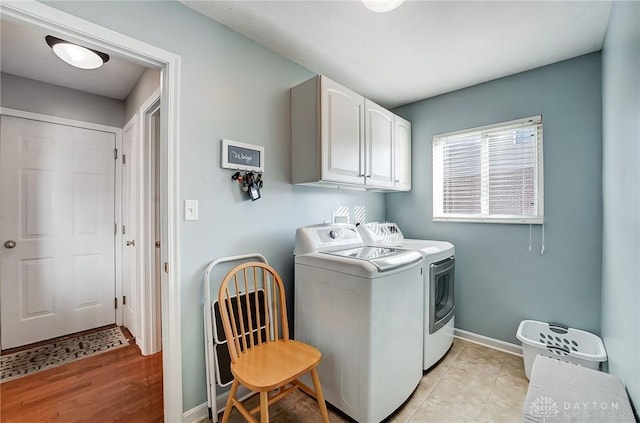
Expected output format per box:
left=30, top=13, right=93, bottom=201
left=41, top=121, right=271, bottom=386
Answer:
left=0, top=2, right=612, bottom=106
left=1, top=19, right=147, bottom=100
left=183, top=0, right=613, bottom=108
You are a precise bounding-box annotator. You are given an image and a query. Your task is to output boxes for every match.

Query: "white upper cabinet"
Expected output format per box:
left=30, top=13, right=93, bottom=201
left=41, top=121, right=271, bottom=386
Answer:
left=394, top=116, right=412, bottom=191
left=320, top=77, right=365, bottom=185
left=364, top=99, right=394, bottom=189
left=291, top=75, right=411, bottom=191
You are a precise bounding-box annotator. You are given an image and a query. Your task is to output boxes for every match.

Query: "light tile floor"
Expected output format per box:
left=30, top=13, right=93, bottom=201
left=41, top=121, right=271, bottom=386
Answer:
left=216, top=339, right=529, bottom=423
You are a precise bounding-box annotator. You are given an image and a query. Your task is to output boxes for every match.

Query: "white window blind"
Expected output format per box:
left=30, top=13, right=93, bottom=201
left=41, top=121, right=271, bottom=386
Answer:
left=433, top=116, right=543, bottom=223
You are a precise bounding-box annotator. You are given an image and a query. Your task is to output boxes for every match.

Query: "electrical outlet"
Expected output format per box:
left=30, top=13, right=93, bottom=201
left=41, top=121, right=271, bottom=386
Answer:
left=332, top=213, right=349, bottom=224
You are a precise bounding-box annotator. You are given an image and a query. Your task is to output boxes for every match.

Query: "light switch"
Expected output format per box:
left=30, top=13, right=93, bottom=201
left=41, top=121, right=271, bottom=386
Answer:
left=184, top=200, right=198, bottom=221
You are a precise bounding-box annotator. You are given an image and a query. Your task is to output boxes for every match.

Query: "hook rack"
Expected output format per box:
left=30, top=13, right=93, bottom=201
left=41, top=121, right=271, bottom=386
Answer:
left=232, top=171, right=263, bottom=201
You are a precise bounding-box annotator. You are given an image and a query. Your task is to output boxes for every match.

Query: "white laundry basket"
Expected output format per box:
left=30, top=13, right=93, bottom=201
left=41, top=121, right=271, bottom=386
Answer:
left=516, top=320, right=607, bottom=380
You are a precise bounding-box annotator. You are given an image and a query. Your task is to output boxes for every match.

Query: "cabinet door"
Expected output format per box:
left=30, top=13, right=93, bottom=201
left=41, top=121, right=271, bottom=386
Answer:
left=394, top=116, right=412, bottom=191
left=365, top=99, right=394, bottom=188
left=320, top=77, right=365, bottom=185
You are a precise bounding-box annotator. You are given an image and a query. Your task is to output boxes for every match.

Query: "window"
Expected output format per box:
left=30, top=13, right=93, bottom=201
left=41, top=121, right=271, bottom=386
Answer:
left=432, top=116, right=543, bottom=223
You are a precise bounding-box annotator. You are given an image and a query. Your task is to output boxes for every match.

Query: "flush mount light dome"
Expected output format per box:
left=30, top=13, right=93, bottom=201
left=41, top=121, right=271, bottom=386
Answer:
left=362, top=0, right=405, bottom=13
left=46, top=35, right=109, bottom=70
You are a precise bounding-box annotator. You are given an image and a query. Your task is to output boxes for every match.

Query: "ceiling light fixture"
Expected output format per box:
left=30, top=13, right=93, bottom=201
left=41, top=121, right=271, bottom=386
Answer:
left=45, top=35, right=110, bottom=70
left=362, top=0, right=405, bottom=13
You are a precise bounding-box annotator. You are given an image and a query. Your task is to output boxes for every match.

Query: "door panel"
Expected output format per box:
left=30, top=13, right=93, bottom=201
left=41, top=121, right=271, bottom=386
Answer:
left=23, top=169, right=55, bottom=236
left=0, top=115, right=116, bottom=349
left=21, top=258, right=54, bottom=318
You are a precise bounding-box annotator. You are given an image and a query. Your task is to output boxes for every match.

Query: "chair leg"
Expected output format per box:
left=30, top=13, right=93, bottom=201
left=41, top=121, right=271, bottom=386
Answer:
left=222, top=379, right=239, bottom=423
left=310, top=368, right=330, bottom=423
left=260, top=391, right=269, bottom=423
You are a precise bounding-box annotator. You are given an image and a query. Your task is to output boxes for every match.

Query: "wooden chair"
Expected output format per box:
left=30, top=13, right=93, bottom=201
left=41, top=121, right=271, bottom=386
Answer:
left=218, top=261, right=330, bottom=423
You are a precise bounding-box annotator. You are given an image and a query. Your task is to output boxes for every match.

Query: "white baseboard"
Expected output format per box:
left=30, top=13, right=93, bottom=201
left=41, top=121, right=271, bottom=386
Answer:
left=182, top=403, right=209, bottom=423
left=183, top=385, right=253, bottom=423
left=454, top=328, right=523, bottom=356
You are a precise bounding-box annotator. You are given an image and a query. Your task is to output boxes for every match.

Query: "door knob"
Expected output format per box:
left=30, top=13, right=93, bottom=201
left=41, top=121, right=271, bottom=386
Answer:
left=126, top=240, right=136, bottom=247
left=4, top=240, right=16, bottom=249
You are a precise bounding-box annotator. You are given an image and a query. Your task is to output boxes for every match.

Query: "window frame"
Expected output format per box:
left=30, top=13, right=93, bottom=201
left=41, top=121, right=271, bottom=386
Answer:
left=432, top=116, right=544, bottom=224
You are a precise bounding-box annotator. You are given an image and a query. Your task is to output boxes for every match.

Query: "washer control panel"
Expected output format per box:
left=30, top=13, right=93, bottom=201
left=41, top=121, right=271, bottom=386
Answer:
left=318, top=227, right=357, bottom=243
left=295, top=223, right=363, bottom=254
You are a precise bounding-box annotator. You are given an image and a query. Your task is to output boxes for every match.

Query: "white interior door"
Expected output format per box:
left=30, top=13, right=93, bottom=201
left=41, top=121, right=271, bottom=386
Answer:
left=138, top=97, right=162, bottom=356
left=0, top=115, right=116, bottom=349
left=122, top=117, right=138, bottom=339
left=149, top=105, right=162, bottom=353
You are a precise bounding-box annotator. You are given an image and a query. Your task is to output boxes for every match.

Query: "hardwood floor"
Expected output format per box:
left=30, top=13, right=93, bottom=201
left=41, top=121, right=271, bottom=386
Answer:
left=1, top=343, right=163, bottom=422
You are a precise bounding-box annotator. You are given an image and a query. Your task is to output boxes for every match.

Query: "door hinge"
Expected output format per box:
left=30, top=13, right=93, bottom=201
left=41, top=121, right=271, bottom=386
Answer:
left=114, top=223, right=117, bottom=235
left=164, top=262, right=169, bottom=273
left=114, top=297, right=118, bottom=309
left=122, top=154, right=126, bottom=165
left=123, top=295, right=126, bottom=306
left=114, top=148, right=118, bottom=160
left=122, top=225, right=126, bottom=235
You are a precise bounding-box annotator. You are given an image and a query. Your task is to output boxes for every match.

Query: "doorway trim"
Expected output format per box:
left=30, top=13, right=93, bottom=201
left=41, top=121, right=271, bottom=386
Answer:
left=0, top=2, right=184, bottom=420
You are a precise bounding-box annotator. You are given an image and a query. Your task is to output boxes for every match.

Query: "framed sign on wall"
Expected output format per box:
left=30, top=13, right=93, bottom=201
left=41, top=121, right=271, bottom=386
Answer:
left=221, top=139, right=264, bottom=172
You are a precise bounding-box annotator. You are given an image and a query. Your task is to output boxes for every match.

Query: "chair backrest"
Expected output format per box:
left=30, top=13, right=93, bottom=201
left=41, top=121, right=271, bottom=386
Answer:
left=218, top=262, right=289, bottom=363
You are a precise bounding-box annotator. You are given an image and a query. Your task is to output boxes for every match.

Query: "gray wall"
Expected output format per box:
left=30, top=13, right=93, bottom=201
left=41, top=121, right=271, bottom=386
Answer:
left=124, top=67, right=161, bottom=123
left=389, top=53, right=603, bottom=344
left=601, top=1, right=640, bottom=409
left=0, top=72, right=124, bottom=127
left=45, top=1, right=386, bottom=412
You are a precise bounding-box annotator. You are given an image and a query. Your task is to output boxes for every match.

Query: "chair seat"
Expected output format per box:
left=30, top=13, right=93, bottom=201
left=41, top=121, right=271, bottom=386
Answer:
left=231, top=340, right=321, bottom=391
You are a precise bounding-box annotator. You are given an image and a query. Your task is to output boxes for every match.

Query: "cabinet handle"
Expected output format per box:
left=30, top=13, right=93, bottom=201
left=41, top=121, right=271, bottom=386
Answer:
left=395, top=180, right=400, bottom=183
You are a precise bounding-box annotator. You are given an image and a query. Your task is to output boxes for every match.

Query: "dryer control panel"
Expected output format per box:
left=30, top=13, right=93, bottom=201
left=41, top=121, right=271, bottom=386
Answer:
left=358, top=221, right=405, bottom=245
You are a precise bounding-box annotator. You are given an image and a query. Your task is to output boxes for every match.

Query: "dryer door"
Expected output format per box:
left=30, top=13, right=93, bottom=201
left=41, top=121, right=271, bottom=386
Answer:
left=429, top=257, right=455, bottom=334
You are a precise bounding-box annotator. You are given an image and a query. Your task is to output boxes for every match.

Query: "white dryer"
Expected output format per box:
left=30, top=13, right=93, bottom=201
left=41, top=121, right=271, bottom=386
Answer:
left=358, top=222, right=455, bottom=370
left=294, top=223, right=424, bottom=423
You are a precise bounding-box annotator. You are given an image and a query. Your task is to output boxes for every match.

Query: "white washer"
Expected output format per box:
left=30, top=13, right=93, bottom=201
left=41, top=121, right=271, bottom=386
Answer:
left=294, top=223, right=424, bottom=423
left=358, top=222, right=456, bottom=370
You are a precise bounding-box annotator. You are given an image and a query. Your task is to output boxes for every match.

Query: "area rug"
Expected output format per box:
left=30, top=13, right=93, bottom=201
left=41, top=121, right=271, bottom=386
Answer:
left=0, top=326, right=129, bottom=383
